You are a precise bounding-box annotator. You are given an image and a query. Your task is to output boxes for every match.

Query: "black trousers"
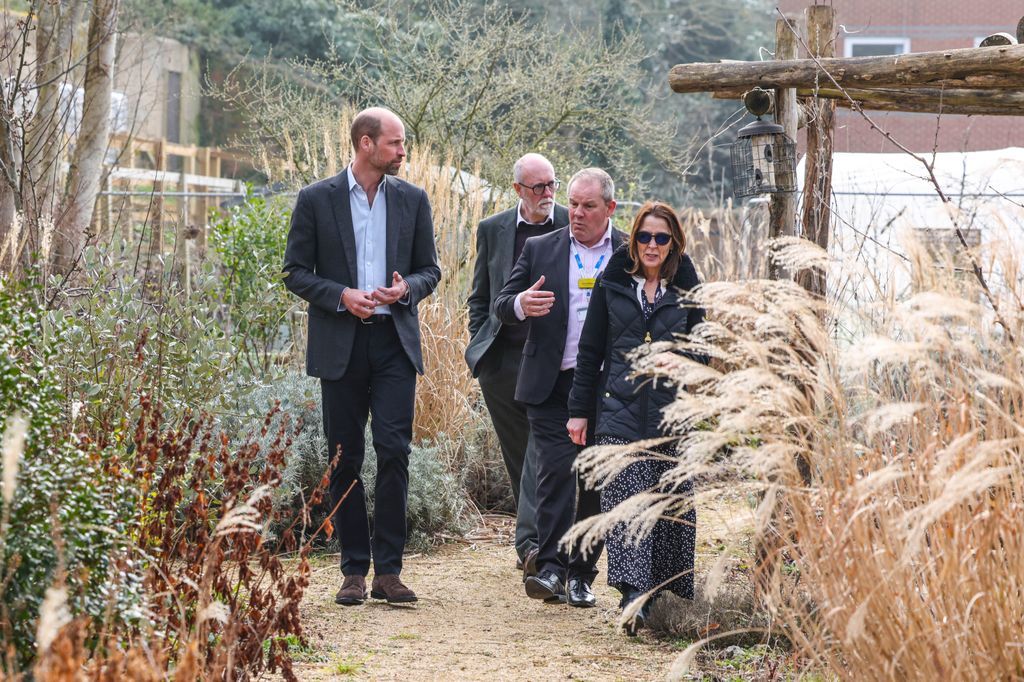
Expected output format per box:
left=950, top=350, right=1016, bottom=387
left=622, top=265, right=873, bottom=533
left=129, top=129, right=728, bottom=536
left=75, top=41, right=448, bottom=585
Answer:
left=321, top=318, right=416, bottom=577
left=526, top=369, right=604, bottom=582
left=477, top=338, right=539, bottom=560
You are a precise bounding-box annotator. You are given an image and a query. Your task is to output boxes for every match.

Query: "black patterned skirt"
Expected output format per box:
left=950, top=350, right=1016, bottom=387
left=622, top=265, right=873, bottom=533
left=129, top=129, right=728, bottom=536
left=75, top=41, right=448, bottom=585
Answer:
left=598, top=435, right=696, bottom=600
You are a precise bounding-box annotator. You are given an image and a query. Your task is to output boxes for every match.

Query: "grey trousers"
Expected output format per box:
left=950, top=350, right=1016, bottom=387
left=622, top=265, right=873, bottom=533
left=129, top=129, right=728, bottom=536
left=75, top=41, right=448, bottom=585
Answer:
left=478, top=339, right=539, bottom=560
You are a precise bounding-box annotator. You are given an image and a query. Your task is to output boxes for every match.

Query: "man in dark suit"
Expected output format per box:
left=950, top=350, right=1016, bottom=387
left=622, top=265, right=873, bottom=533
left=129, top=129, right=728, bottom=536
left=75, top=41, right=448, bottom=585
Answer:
left=494, top=167, right=624, bottom=607
left=283, top=107, right=440, bottom=606
left=465, top=153, right=567, bottom=578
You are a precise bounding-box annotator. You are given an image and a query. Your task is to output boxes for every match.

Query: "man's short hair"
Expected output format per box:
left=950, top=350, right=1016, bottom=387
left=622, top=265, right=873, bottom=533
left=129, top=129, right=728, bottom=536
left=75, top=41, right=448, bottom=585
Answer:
left=568, top=167, right=615, bottom=203
left=350, top=110, right=383, bottom=149
left=512, top=157, right=526, bottom=184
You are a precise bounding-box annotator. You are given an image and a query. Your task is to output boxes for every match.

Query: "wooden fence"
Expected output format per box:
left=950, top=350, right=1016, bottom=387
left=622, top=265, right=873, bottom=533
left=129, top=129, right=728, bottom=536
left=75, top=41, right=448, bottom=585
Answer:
left=97, top=134, right=256, bottom=255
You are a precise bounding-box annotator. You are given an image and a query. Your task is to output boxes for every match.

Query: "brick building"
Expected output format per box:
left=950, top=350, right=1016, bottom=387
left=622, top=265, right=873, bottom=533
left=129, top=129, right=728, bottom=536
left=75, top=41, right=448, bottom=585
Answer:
left=775, top=0, right=1024, bottom=152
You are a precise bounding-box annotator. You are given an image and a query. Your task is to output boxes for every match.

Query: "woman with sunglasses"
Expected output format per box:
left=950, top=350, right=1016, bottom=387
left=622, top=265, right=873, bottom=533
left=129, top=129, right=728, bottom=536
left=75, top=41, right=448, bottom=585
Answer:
left=566, top=201, right=706, bottom=635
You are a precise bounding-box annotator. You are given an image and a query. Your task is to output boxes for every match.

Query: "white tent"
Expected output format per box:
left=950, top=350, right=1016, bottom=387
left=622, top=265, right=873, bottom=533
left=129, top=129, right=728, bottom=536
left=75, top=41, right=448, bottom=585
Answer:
left=812, top=147, right=1024, bottom=237
left=796, top=147, right=1024, bottom=329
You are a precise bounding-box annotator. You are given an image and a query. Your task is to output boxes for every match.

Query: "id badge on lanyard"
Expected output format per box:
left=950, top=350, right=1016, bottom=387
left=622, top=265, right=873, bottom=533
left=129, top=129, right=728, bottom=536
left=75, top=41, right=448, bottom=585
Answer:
left=573, top=250, right=606, bottom=300
left=573, top=246, right=605, bottom=325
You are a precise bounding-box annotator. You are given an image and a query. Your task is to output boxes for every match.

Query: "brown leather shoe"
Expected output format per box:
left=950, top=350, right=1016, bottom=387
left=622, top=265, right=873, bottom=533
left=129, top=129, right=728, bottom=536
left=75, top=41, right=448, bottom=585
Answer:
left=370, top=574, right=418, bottom=603
left=522, top=548, right=539, bottom=582
left=334, top=575, right=367, bottom=606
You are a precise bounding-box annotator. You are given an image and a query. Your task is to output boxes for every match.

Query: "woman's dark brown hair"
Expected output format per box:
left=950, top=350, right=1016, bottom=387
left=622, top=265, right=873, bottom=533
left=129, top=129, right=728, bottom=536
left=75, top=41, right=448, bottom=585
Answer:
left=626, top=201, right=686, bottom=281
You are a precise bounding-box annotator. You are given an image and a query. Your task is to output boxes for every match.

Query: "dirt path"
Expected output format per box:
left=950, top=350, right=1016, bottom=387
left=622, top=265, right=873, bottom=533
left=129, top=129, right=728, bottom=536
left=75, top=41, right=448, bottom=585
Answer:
left=294, top=517, right=685, bottom=681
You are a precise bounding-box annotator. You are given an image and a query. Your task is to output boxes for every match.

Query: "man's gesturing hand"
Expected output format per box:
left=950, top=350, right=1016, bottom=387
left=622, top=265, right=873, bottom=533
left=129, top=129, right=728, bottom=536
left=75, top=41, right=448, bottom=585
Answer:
left=342, top=287, right=378, bottom=319
left=519, top=275, right=554, bottom=317
left=373, top=271, right=410, bottom=306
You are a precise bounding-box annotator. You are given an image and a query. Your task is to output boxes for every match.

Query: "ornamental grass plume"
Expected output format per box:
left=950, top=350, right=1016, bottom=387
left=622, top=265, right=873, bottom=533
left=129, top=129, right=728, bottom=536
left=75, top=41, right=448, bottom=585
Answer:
left=1, top=413, right=26, bottom=507
left=573, top=232, right=1024, bottom=679
left=400, top=152, right=488, bottom=444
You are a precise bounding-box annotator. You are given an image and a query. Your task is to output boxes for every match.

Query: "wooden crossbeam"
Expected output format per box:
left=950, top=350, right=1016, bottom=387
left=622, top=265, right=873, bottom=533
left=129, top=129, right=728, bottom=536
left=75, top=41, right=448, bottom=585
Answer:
left=713, top=87, right=1024, bottom=117
left=669, top=44, right=1024, bottom=94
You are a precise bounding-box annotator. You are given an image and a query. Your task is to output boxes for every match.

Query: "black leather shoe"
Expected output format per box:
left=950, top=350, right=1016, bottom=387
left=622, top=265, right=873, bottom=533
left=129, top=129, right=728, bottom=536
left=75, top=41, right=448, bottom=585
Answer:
left=623, top=598, right=651, bottom=636
left=566, top=577, right=597, bottom=608
left=619, top=586, right=651, bottom=635
left=524, top=570, right=566, bottom=603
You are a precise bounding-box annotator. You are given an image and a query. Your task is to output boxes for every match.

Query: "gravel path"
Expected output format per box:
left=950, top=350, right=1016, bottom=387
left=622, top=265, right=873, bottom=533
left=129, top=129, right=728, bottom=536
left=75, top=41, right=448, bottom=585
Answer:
left=294, top=519, right=683, bottom=681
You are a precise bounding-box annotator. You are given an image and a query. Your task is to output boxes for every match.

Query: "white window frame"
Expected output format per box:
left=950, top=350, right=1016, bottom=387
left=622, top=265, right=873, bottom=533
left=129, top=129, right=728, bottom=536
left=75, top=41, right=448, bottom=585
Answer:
left=844, top=37, right=911, bottom=58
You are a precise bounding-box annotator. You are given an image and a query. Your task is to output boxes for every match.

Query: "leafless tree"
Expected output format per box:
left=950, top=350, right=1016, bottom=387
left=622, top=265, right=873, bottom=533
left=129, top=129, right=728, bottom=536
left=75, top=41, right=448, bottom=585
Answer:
left=0, top=0, right=120, bottom=276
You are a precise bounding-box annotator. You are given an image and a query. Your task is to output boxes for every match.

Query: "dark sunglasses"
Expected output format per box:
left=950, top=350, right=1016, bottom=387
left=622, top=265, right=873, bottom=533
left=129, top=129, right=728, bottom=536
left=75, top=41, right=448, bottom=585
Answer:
left=636, top=231, right=671, bottom=246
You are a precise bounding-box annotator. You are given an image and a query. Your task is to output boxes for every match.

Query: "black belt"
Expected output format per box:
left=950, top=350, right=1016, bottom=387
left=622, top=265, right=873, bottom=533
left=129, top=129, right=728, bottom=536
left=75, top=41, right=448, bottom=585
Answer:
left=359, top=314, right=393, bottom=325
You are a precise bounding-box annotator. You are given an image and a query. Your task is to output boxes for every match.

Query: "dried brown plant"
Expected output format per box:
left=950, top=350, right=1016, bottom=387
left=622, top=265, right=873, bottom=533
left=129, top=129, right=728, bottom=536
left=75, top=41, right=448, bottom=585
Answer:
left=29, top=395, right=331, bottom=681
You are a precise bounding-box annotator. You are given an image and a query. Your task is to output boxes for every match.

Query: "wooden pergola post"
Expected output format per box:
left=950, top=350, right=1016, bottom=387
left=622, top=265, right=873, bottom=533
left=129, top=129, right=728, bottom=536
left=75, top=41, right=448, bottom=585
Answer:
left=795, top=5, right=836, bottom=298
left=768, top=16, right=801, bottom=281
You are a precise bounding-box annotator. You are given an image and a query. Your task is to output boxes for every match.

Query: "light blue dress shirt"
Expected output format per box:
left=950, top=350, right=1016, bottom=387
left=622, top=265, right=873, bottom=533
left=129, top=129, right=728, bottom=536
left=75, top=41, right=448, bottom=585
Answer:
left=343, top=165, right=391, bottom=315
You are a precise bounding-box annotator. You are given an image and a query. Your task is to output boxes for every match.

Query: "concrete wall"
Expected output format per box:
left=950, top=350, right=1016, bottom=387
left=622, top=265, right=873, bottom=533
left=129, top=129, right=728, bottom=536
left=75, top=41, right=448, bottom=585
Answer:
left=0, top=13, right=201, bottom=148
left=116, top=33, right=201, bottom=146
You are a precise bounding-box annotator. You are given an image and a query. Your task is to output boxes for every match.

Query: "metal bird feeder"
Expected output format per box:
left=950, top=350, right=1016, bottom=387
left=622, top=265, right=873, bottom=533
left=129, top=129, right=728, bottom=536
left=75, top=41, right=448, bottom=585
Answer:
left=730, top=88, right=797, bottom=198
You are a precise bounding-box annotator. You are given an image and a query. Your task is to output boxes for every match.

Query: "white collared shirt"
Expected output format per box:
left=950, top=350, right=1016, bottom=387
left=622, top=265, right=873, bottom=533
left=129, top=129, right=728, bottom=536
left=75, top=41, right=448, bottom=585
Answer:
left=561, top=220, right=614, bottom=370
left=515, top=199, right=554, bottom=226
left=631, top=275, right=666, bottom=307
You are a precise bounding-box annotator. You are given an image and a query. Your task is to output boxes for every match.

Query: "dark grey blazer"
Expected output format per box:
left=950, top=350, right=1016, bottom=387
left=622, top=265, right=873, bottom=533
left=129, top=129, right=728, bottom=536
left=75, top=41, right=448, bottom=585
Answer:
left=282, top=170, right=441, bottom=380
left=493, top=226, right=625, bottom=405
left=464, top=203, right=569, bottom=377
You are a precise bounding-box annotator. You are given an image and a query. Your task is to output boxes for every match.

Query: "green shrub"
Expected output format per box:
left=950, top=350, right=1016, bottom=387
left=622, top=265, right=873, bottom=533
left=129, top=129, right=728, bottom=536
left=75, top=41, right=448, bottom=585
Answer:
left=47, top=251, right=238, bottom=438
left=221, top=372, right=328, bottom=538
left=0, top=276, right=140, bottom=670
left=209, top=192, right=300, bottom=376
left=446, top=406, right=515, bottom=514
left=383, top=438, right=470, bottom=549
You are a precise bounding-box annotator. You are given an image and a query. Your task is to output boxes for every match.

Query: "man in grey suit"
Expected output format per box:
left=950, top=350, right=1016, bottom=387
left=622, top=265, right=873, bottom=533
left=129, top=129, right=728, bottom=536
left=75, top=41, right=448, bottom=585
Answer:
left=465, top=153, right=567, bottom=578
left=283, top=107, right=440, bottom=606
left=494, top=168, right=624, bottom=607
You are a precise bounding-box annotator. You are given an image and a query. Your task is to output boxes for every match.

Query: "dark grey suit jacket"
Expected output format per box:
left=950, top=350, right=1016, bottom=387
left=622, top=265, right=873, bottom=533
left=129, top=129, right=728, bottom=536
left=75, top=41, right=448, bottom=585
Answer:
left=493, top=226, right=625, bottom=405
left=464, top=203, right=569, bottom=377
left=282, top=170, right=441, bottom=380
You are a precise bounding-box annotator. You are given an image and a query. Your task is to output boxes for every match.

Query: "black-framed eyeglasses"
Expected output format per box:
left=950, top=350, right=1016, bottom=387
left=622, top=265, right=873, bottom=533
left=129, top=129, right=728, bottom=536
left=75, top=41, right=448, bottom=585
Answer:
left=636, top=231, right=671, bottom=246
left=520, top=179, right=560, bottom=196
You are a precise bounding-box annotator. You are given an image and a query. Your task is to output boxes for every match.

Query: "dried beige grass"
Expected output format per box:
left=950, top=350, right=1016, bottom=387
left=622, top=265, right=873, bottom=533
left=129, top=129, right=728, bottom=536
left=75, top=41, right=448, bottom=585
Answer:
left=574, top=232, right=1024, bottom=679
left=2, top=413, right=27, bottom=506
left=34, top=586, right=71, bottom=654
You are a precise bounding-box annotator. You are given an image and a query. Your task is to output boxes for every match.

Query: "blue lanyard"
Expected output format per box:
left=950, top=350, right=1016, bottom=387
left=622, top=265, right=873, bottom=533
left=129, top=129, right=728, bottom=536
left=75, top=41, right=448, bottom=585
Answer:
left=572, top=245, right=606, bottom=300
left=572, top=251, right=606, bottom=277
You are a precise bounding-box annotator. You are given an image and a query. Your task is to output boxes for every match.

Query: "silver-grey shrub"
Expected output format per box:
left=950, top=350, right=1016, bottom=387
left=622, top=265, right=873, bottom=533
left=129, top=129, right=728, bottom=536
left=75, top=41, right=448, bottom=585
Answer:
left=224, top=371, right=469, bottom=549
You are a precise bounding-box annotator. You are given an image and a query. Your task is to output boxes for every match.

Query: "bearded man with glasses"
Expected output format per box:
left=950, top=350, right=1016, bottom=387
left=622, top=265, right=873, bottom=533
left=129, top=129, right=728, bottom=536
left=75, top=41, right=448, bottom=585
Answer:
left=466, top=153, right=567, bottom=582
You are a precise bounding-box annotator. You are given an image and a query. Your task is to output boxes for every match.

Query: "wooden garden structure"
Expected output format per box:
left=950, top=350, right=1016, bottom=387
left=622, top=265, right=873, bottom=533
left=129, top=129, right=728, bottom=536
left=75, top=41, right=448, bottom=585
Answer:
left=669, top=5, right=1024, bottom=595
left=668, top=5, right=1024, bottom=292
left=95, top=134, right=255, bottom=260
